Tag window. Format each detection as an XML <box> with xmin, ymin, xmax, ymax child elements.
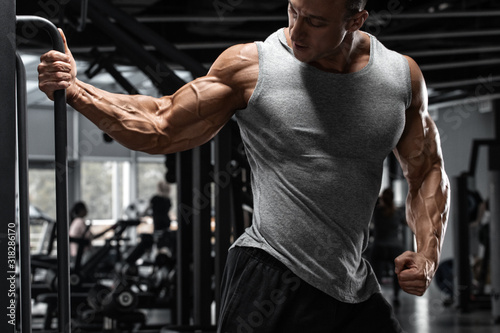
<box><xmin>29</xmin><ymin>168</ymin><xmax>56</xmax><ymax>219</ymax></box>
<box><xmin>80</xmin><ymin>159</ymin><xmax>172</xmax><ymax>222</ymax></box>
<box><xmin>81</xmin><ymin>160</ymin><xmax>129</xmax><ymax>221</ymax></box>
<box><xmin>137</xmin><ymin>162</ymin><xmax>166</xmax><ymax>201</ymax></box>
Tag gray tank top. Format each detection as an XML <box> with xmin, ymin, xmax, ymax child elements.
<box><xmin>232</xmin><ymin>28</ymin><xmax>412</xmax><ymax>303</ymax></box>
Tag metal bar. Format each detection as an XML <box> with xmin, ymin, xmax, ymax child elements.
<box><xmin>379</xmin><ymin>29</ymin><xmax>500</xmax><ymax>41</ymax></box>
<box><xmin>136</xmin><ymin>15</ymin><xmax>287</xmax><ymax>23</ymax></box>
<box><xmin>78</xmin><ymin>0</ymin><xmax>88</xmax><ymax>31</ymax></box>
<box><xmin>428</xmin><ymin>78</ymin><xmax>500</xmax><ymax>90</ymax></box>
<box><xmin>85</xmin><ymin>51</ymin><xmax>140</xmax><ymax>95</ymax></box>
<box><xmin>192</xmin><ymin>144</ymin><xmax>214</xmax><ymax>326</ymax></box>
<box><xmin>407</xmin><ymin>45</ymin><xmax>500</xmax><ymax>58</ymax></box>
<box><xmin>452</xmin><ymin>174</ymin><xmax>472</xmax><ymax>312</ymax></box>
<box><xmin>76</xmin><ymin>3</ymin><xmax>185</xmax><ymax>95</ymax></box>
<box><xmin>16</xmin><ymin>52</ymin><xmax>33</xmax><ymax>333</ymax></box>
<box><xmin>214</xmin><ymin>125</ymin><xmax>233</xmax><ymax>322</ymax></box>
<box><xmin>0</xmin><ymin>2</ymin><xmax>17</xmax><ymax>332</ymax></box>
<box><xmin>428</xmin><ymin>93</ymin><xmax>500</xmax><ymax>115</ymax></box>
<box><xmin>176</xmin><ymin>150</ymin><xmax>194</xmax><ymax>325</ymax></box>
<box><xmin>496</xmin><ymin>100</ymin><xmax>500</xmax><ymax>139</ymax></box>
<box><xmin>374</xmin><ymin>10</ymin><xmax>500</xmax><ymax>19</ymax></box>
<box><xmin>27</xmin><ymin>41</ymin><xmax>242</xmax><ymax>54</ymax></box>
<box><xmin>420</xmin><ymin>58</ymin><xmax>500</xmax><ymax>71</ymax></box>
<box><xmin>88</xmin><ymin>0</ymin><xmax>207</xmax><ymax>77</ymax></box>
<box><xmin>490</xmin><ymin>111</ymin><xmax>500</xmax><ymax>320</ymax></box>
<box><xmin>52</xmin><ymin>10</ymin><xmax>500</xmax><ymax>25</ymax></box>
<box><xmin>231</xmin><ymin>180</ymin><xmax>245</xmax><ymax>239</ymax></box>
<box><xmin>104</xmin><ymin>61</ymin><xmax>140</xmax><ymax>94</ymax></box>
<box><xmin>16</xmin><ymin>15</ymin><xmax>71</xmax><ymax>333</ymax></box>
<box><xmin>490</xmin><ymin>168</ymin><xmax>500</xmax><ymax>323</ymax></box>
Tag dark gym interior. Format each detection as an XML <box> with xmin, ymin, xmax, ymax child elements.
<box><xmin>2</xmin><ymin>0</ymin><xmax>500</xmax><ymax>332</ymax></box>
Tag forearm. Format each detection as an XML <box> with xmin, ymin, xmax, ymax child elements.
<box><xmin>406</xmin><ymin>165</ymin><xmax>450</xmax><ymax>269</ymax></box>
<box><xmin>68</xmin><ymin>77</ymin><xmax>235</xmax><ymax>154</ymax></box>
<box><xmin>67</xmin><ymin>79</ymin><xmax>168</xmax><ymax>153</ymax></box>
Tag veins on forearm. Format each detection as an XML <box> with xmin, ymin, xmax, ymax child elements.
<box><xmin>407</xmin><ymin>167</ymin><xmax>449</xmax><ymax>264</ymax></box>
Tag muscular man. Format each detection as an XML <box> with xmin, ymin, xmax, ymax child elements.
<box><xmin>39</xmin><ymin>0</ymin><xmax>450</xmax><ymax>331</ymax></box>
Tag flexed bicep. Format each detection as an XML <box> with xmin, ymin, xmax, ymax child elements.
<box><xmin>153</xmin><ymin>76</ymin><xmax>244</xmax><ymax>153</ymax></box>
<box><xmin>150</xmin><ymin>43</ymin><xmax>258</xmax><ymax>153</ymax></box>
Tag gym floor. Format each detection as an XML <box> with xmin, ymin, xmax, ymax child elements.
<box><xmin>383</xmin><ymin>283</ymin><xmax>500</xmax><ymax>333</ymax></box>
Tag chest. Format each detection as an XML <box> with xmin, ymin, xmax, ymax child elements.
<box><xmin>261</xmin><ymin>78</ymin><xmax>406</xmax><ymax>160</ymax></box>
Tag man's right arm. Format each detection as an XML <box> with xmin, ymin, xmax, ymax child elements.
<box><xmin>38</xmin><ymin>30</ymin><xmax>258</xmax><ymax>154</ymax></box>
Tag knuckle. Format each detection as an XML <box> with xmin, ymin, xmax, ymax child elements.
<box><xmin>37</xmin><ymin>63</ymin><xmax>45</xmax><ymax>73</ymax></box>
<box><xmin>54</xmin><ymin>62</ymin><xmax>69</xmax><ymax>72</ymax></box>
<box><xmin>43</xmin><ymin>52</ymin><xmax>56</xmax><ymax>61</ymax></box>
<box><xmin>54</xmin><ymin>72</ymin><xmax>65</xmax><ymax>80</ymax></box>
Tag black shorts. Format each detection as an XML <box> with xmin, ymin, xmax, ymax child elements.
<box><xmin>218</xmin><ymin>246</ymin><xmax>404</xmax><ymax>333</ymax></box>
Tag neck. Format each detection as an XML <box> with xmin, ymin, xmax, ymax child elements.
<box><xmin>312</xmin><ymin>31</ymin><xmax>363</xmax><ymax>73</ymax></box>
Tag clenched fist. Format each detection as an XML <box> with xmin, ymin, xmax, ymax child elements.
<box><xmin>38</xmin><ymin>29</ymin><xmax>78</xmax><ymax>101</ymax></box>
<box><xmin>394</xmin><ymin>251</ymin><xmax>436</xmax><ymax>296</ymax></box>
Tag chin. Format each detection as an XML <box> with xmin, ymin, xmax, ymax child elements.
<box><xmin>292</xmin><ymin>50</ymin><xmax>312</xmax><ymax>63</ymax></box>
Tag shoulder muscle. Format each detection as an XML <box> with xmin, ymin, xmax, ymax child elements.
<box><xmin>403</xmin><ymin>55</ymin><xmax>427</xmax><ymax>113</ymax></box>
<box><xmin>207</xmin><ymin>43</ymin><xmax>259</xmax><ymax>105</ymax></box>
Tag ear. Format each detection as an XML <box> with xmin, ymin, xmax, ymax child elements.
<box><xmin>347</xmin><ymin>10</ymin><xmax>369</xmax><ymax>32</ymax></box>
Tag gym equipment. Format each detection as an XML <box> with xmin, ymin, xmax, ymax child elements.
<box><xmin>10</xmin><ymin>4</ymin><xmax>251</xmax><ymax>331</ymax></box>
<box><xmin>489</xmin><ymin>144</ymin><xmax>500</xmax><ymax>323</ymax></box>
<box><xmin>16</xmin><ymin>43</ymin><xmax>31</xmax><ymax>333</ymax></box>
<box><xmin>13</xmin><ymin>15</ymin><xmax>70</xmax><ymax>332</ymax></box>
<box><xmin>452</xmin><ymin>173</ymin><xmax>475</xmax><ymax>312</ymax></box>
<box><xmin>453</xmin><ymin>132</ymin><xmax>500</xmax><ymax>323</ymax></box>
<box><xmin>0</xmin><ymin>3</ymin><xmax>16</xmax><ymax>331</ymax></box>
<box><xmin>70</xmin><ymin>234</ymin><xmax>177</xmax><ymax>332</ymax></box>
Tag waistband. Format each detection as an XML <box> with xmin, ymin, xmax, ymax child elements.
<box><xmin>231</xmin><ymin>246</ymin><xmax>289</xmax><ymax>272</ymax></box>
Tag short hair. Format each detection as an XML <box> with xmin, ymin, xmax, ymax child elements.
<box><xmin>157</xmin><ymin>180</ymin><xmax>171</xmax><ymax>197</ymax></box>
<box><xmin>70</xmin><ymin>201</ymin><xmax>88</xmax><ymax>220</ymax></box>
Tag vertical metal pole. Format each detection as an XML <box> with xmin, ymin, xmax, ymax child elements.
<box><xmin>16</xmin><ymin>52</ymin><xmax>33</xmax><ymax>333</ymax></box>
<box><xmin>16</xmin><ymin>16</ymin><xmax>71</xmax><ymax>333</ymax></box>
<box><xmin>192</xmin><ymin>144</ymin><xmax>213</xmax><ymax>326</ymax></box>
<box><xmin>176</xmin><ymin>150</ymin><xmax>193</xmax><ymax>325</ymax></box>
<box><xmin>489</xmin><ymin>144</ymin><xmax>500</xmax><ymax>323</ymax></box>
<box><xmin>452</xmin><ymin>173</ymin><xmax>471</xmax><ymax>312</ymax></box>
<box><xmin>214</xmin><ymin>125</ymin><xmax>233</xmax><ymax>322</ymax></box>
<box><xmin>0</xmin><ymin>1</ymin><xmax>17</xmax><ymax>332</ymax></box>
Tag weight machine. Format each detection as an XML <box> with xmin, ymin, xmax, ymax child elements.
<box><xmin>452</xmin><ymin>104</ymin><xmax>500</xmax><ymax>324</ymax></box>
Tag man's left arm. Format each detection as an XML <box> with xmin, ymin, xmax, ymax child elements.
<box><xmin>393</xmin><ymin>56</ymin><xmax>450</xmax><ymax>296</ymax></box>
